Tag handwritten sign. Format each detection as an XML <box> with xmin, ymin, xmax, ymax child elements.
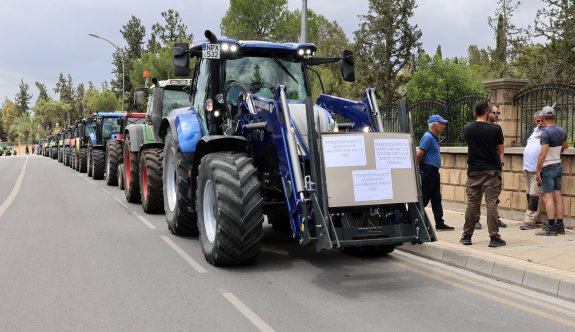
<box><xmin>322</xmin><ymin>135</ymin><xmax>367</xmax><ymax>168</ymax></box>
<box><xmin>374</xmin><ymin>138</ymin><xmax>412</xmax><ymax>169</ymax></box>
<box><xmin>352</xmin><ymin>169</ymin><xmax>393</xmax><ymax>202</ymax></box>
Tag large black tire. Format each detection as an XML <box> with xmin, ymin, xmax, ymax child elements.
<box><xmin>92</xmin><ymin>149</ymin><xmax>105</xmax><ymax>180</ymax></box>
<box><xmin>64</xmin><ymin>147</ymin><xmax>71</xmax><ymax>166</ymax></box>
<box><xmin>196</xmin><ymin>152</ymin><xmax>264</xmax><ymax>266</ymax></box>
<box><xmin>163</xmin><ymin>129</ymin><xmax>196</xmax><ymax>235</ymax></box>
<box><xmin>87</xmin><ymin>148</ymin><xmax>93</xmax><ymax>177</ymax></box>
<box><xmin>106</xmin><ymin>141</ymin><xmax>122</xmax><ymax>186</ymax></box>
<box><xmin>79</xmin><ymin>148</ymin><xmax>87</xmax><ymax>173</ymax></box>
<box><xmin>73</xmin><ymin>151</ymin><xmax>79</xmax><ymax>171</ymax></box>
<box><xmin>118</xmin><ymin>164</ymin><xmax>125</xmax><ymax>190</ymax></box>
<box><xmin>123</xmin><ymin>133</ymin><xmax>140</xmax><ymax>203</ymax></box>
<box><xmin>51</xmin><ymin>147</ymin><xmax>57</xmax><ymax>160</ymax></box>
<box><xmin>139</xmin><ymin>149</ymin><xmax>165</xmax><ymax>214</ymax></box>
<box><xmin>58</xmin><ymin>147</ymin><xmax>63</xmax><ymax>163</ymax></box>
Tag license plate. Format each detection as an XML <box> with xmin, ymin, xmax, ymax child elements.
<box><xmin>202</xmin><ymin>43</ymin><xmax>220</xmax><ymax>59</ymax></box>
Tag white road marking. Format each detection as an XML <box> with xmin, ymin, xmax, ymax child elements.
<box><xmin>160</xmin><ymin>236</ymin><xmax>207</xmax><ymax>274</ymax></box>
<box><xmin>0</xmin><ymin>158</ymin><xmax>29</xmax><ymax>220</ymax></box>
<box><xmin>222</xmin><ymin>292</ymin><xmax>275</xmax><ymax>332</ymax></box>
<box><xmin>101</xmin><ymin>188</ymin><xmax>112</xmax><ymax>195</ymax></box>
<box><xmin>113</xmin><ymin>196</ymin><xmax>128</xmax><ymax>208</ymax></box>
<box><xmin>131</xmin><ymin>211</ymin><xmax>156</xmax><ymax>229</ymax></box>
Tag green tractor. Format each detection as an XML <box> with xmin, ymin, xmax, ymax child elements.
<box><xmin>72</xmin><ymin>117</ymin><xmax>95</xmax><ymax>173</ymax></box>
<box><xmin>122</xmin><ymin>79</ymin><xmax>191</xmax><ymax>214</ymax></box>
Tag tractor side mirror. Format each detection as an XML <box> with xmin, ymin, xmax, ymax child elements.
<box><xmin>134</xmin><ymin>88</ymin><xmax>147</xmax><ymax>106</ymax></box>
<box><xmin>341</xmin><ymin>50</ymin><xmax>355</xmax><ymax>82</ymax></box>
<box><xmin>173</xmin><ymin>42</ymin><xmax>190</xmax><ymax>76</ymax></box>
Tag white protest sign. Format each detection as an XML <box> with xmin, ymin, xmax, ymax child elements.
<box><xmin>322</xmin><ymin>135</ymin><xmax>367</xmax><ymax>168</ymax></box>
<box><xmin>374</xmin><ymin>138</ymin><xmax>412</xmax><ymax>169</ymax></box>
<box><xmin>352</xmin><ymin>169</ymin><xmax>393</xmax><ymax>202</ymax></box>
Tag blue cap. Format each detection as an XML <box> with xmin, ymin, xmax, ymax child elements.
<box><xmin>428</xmin><ymin>114</ymin><xmax>448</xmax><ymax>123</ymax></box>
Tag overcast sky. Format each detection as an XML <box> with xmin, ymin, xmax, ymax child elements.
<box><xmin>0</xmin><ymin>0</ymin><xmax>544</xmax><ymax>106</ymax></box>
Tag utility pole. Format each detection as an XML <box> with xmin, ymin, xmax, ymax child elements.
<box><xmin>301</xmin><ymin>0</ymin><xmax>308</xmax><ymax>43</ymax></box>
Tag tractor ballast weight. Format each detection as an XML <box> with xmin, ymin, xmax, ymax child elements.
<box><xmin>165</xmin><ymin>30</ymin><xmax>436</xmax><ymax>265</ymax></box>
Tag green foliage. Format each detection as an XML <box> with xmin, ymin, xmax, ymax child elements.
<box><xmin>14</xmin><ymin>79</ymin><xmax>32</xmax><ymax>115</ymax></box>
<box><xmin>221</xmin><ymin>0</ymin><xmax>289</xmax><ymax>40</ymax></box>
<box><xmin>406</xmin><ymin>51</ymin><xmax>485</xmax><ymax>101</ymax></box>
<box><xmin>150</xmin><ymin>9</ymin><xmax>192</xmax><ymax>48</ymax></box>
<box><xmin>353</xmin><ymin>0</ymin><xmax>422</xmax><ymax>103</ymax></box>
<box><xmin>35</xmin><ymin>82</ymin><xmax>51</xmax><ymax>104</ymax></box>
<box><xmin>1</xmin><ymin>99</ymin><xmax>18</xmax><ymax>141</ymax></box>
<box><xmin>87</xmin><ymin>90</ymin><xmax>120</xmax><ymax>115</ymax></box>
<box><xmin>9</xmin><ymin>112</ymin><xmax>43</xmax><ymax>144</ymax></box>
<box><xmin>32</xmin><ymin>100</ymin><xmax>72</xmax><ymax>131</ymax></box>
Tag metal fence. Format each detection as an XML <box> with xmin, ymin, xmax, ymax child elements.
<box><xmin>514</xmin><ymin>84</ymin><xmax>575</xmax><ymax>145</ymax></box>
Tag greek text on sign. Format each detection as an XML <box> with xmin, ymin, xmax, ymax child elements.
<box><xmin>374</xmin><ymin>138</ymin><xmax>412</xmax><ymax>169</ymax></box>
<box><xmin>352</xmin><ymin>169</ymin><xmax>393</xmax><ymax>202</ymax></box>
<box><xmin>202</xmin><ymin>43</ymin><xmax>220</xmax><ymax>59</ymax></box>
<box><xmin>322</xmin><ymin>135</ymin><xmax>367</xmax><ymax>168</ymax></box>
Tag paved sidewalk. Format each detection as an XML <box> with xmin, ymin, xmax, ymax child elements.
<box><xmin>399</xmin><ymin>208</ymin><xmax>575</xmax><ymax>301</ymax></box>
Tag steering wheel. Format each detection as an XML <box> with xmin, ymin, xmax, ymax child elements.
<box><xmin>223</xmin><ymin>80</ymin><xmax>251</xmax><ymax>117</ymax></box>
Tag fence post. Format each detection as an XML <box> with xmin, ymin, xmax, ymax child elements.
<box><xmin>483</xmin><ymin>78</ymin><xmax>529</xmax><ymax>147</ymax></box>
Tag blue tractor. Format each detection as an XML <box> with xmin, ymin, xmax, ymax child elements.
<box><xmin>87</xmin><ymin>112</ymin><xmax>123</xmax><ymax>180</ymax></box>
<box><xmin>160</xmin><ymin>31</ymin><xmax>436</xmax><ymax>265</ymax></box>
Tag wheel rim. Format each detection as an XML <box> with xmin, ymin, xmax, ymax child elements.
<box><xmin>203</xmin><ymin>179</ymin><xmax>216</xmax><ymax>244</ymax></box>
<box><xmin>166</xmin><ymin>147</ymin><xmax>177</xmax><ymax>212</ymax></box>
<box><xmin>142</xmin><ymin>160</ymin><xmax>148</xmax><ymax>200</ymax></box>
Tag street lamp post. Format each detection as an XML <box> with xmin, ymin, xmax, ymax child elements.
<box><xmin>88</xmin><ymin>33</ymin><xmax>125</xmax><ymax>113</ymax></box>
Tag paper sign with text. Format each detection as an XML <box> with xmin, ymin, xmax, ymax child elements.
<box><xmin>322</xmin><ymin>135</ymin><xmax>367</xmax><ymax>168</ymax></box>
<box><xmin>352</xmin><ymin>169</ymin><xmax>393</xmax><ymax>202</ymax></box>
<box><xmin>374</xmin><ymin>138</ymin><xmax>412</xmax><ymax>169</ymax></box>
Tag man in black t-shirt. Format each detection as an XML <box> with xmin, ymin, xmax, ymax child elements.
<box><xmin>460</xmin><ymin>101</ymin><xmax>506</xmax><ymax>247</ymax></box>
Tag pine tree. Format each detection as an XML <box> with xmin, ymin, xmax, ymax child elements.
<box><xmin>150</xmin><ymin>9</ymin><xmax>192</xmax><ymax>46</ymax></box>
<box><xmin>35</xmin><ymin>82</ymin><xmax>51</xmax><ymax>104</ymax></box>
<box><xmin>220</xmin><ymin>0</ymin><xmax>289</xmax><ymax>40</ymax></box>
<box><xmin>353</xmin><ymin>0</ymin><xmax>422</xmax><ymax>103</ymax></box>
<box><xmin>14</xmin><ymin>79</ymin><xmax>33</xmax><ymax>115</ymax></box>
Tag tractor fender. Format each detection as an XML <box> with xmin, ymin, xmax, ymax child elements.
<box><xmin>159</xmin><ymin>107</ymin><xmax>203</xmax><ymax>154</ymax></box>
<box><xmin>124</xmin><ymin>123</ymin><xmax>144</xmax><ymax>153</ymax></box>
<box><xmin>190</xmin><ymin>136</ymin><xmax>249</xmax><ymax>200</ymax></box>
<box><xmin>139</xmin><ymin>142</ymin><xmax>164</xmax><ymax>155</ymax></box>
<box><xmin>92</xmin><ymin>144</ymin><xmax>105</xmax><ymax>151</ymax></box>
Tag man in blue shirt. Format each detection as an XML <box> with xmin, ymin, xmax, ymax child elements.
<box><xmin>417</xmin><ymin>114</ymin><xmax>454</xmax><ymax>230</ymax></box>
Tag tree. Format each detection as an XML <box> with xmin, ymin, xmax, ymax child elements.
<box><xmin>1</xmin><ymin>99</ymin><xmax>18</xmax><ymax>141</ymax></box>
<box><xmin>150</xmin><ymin>9</ymin><xmax>192</xmax><ymax>47</ymax></box>
<box><xmin>9</xmin><ymin>113</ymin><xmax>38</xmax><ymax>144</ymax></box>
<box><xmin>353</xmin><ymin>0</ymin><xmax>422</xmax><ymax>103</ymax></box>
<box><xmin>534</xmin><ymin>0</ymin><xmax>575</xmax><ymax>83</ymax></box>
<box><xmin>14</xmin><ymin>79</ymin><xmax>33</xmax><ymax>115</ymax></box>
<box><xmin>488</xmin><ymin>0</ymin><xmax>529</xmax><ymax>76</ymax></box>
<box><xmin>406</xmin><ymin>51</ymin><xmax>485</xmax><ymax>101</ymax></box>
<box><xmin>54</xmin><ymin>73</ymin><xmax>74</xmax><ymax>103</ymax></box>
<box><xmin>32</xmin><ymin>100</ymin><xmax>72</xmax><ymax>130</ymax></box>
<box><xmin>220</xmin><ymin>0</ymin><xmax>289</xmax><ymax>40</ymax></box>
<box><xmin>35</xmin><ymin>82</ymin><xmax>51</xmax><ymax>104</ymax></box>
<box><xmin>74</xmin><ymin>83</ymin><xmax>86</xmax><ymax>118</ymax></box>
<box><xmin>87</xmin><ymin>90</ymin><xmax>120</xmax><ymax>115</ymax></box>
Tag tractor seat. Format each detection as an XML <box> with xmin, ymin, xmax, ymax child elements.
<box><xmin>288</xmin><ymin>103</ymin><xmax>334</xmax><ymax>151</ymax></box>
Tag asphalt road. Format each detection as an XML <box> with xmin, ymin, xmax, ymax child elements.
<box><xmin>1</xmin><ymin>154</ymin><xmax>574</xmax><ymax>331</ymax></box>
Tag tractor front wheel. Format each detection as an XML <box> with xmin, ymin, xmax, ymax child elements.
<box><xmin>106</xmin><ymin>141</ymin><xmax>121</xmax><ymax>186</ymax></box>
<box><xmin>79</xmin><ymin>148</ymin><xmax>87</xmax><ymax>173</ymax></box>
<box><xmin>197</xmin><ymin>152</ymin><xmax>263</xmax><ymax>266</ymax></box>
<box><xmin>92</xmin><ymin>149</ymin><xmax>105</xmax><ymax>180</ymax></box>
<box><xmin>123</xmin><ymin>133</ymin><xmax>140</xmax><ymax>203</ymax></box>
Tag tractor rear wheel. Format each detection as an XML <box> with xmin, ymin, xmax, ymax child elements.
<box><xmin>64</xmin><ymin>147</ymin><xmax>71</xmax><ymax>166</ymax></box>
<box><xmin>87</xmin><ymin>148</ymin><xmax>93</xmax><ymax>177</ymax></box>
<box><xmin>106</xmin><ymin>141</ymin><xmax>121</xmax><ymax>186</ymax></box>
<box><xmin>79</xmin><ymin>148</ymin><xmax>87</xmax><ymax>173</ymax></box>
<box><xmin>92</xmin><ymin>149</ymin><xmax>105</xmax><ymax>180</ymax></box>
<box><xmin>123</xmin><ymin>133</ymin><xmax>140</xmax><ymax>203</ymax></box>
<box><xmin>197</xmin><ymin>152</ymin><xmax>264</xmax><ymax>266</ymax></box>
<box><xmin>58</xmin><ymin>147</ymin><xmax>63</xmax><ymax>163</ymax></box>
<box><xmin>140</xmin><ymin>149</ymin><xmax>164</xmax><ymax>214</ymax></box>
<box><xmin>163</xmin><ymin>129</ymin><xmax>196</xmax><ymax>235</ymax></box>
<box><xmin>51</xmin><ymin>147</ymin><xmax>57</xmax><ymax>160</ymax></box>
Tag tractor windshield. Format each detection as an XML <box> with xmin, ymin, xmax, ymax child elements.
<box><xmin>162</xmin><ymin>90</ymin><xmax>190</xmax><ymax>117</ymax></box>
<box><xmin>85</xmin><ymin>119</ymin><xmax>95</xmax><ymax>136</ymax></box>
<box><xmin>102</xmin><ymin>117</ymin><xmax>121</xmax><ymax>138</ymax></box>
<box><xmin>225</xmin><ymin>57</ymin><xmax>306</xmax><ymax>100</ymax></box>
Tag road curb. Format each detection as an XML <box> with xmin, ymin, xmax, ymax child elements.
<box><xmin>398</xmin><ymin>242</ymin><xmax>575</xmax><ymax>302</ymax></box>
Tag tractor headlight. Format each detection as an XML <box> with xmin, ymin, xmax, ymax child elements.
<box><xmin>362</xmin><ymin>126</ymin><xmax>370</xmax><ymax>133</ymax></box>
<box><xmin>221</xmin><ymin>43</ymin><xmax>230</xmax><ymax>51</ymax></box>
<box><xmin>230</xmin><ymin>44</ymin><xmax>238</xmax><ymax>52</ymax></box>
<box><xmin>298</xmin><ymin>49</ymin><xmax>305</xmax><ymax>56</ymax></box>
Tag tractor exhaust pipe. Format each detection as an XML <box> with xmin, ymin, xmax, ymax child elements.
<box><xmin>204</xmin><ymin>30</ymin><xmax>218</xmax><ymax>44</ymax></box>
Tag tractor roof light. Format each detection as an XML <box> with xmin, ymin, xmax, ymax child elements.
<box><xmin>298</xmin><ymin>49</ymin><xmax>305</xmax><ymax>56</ymax></box>
<box><xmin>230</xmin><ymin>44</ymin><xmax>238</xmax><ymax>52</ymax></box>
<box><xmin>221</xmin><ymin>43</ymin><xmax>230</xmax><ymax>51</ymax></box>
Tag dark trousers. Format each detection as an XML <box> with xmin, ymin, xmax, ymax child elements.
<box><xmin>421</xmin><ymin>164</ymin><xmax>444</xmax><ymax>226</ymax></box>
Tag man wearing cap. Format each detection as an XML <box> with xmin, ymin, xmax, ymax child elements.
<box><xmin>536</xmin><ymin>106</ymin><xmax>568</xmax><ymax>236</ymax></box>
<box><xmin>519</xmin><ymin>111</ymin><xmax>546</xmax><ymax>230</ymax></box>
<box><xmin>460</xmin><ymin>101</ymin><xmax>506</xmax><ymax>247</ymax></box>
<box><xmin>417</xmin><ymin>114</ymin><xmax>454</xmax><ymax>231</ymax></box>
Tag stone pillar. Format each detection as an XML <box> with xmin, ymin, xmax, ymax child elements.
<box><xmin>483</xmin><ymin>78</ymin><xmax>529</xmax><ymax>147</ymax></box>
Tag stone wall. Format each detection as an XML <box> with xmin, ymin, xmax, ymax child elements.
<box><xmin>439</xmin><ymin>147</ymin><xmax>575</xmax><ymax>221</ymax></box>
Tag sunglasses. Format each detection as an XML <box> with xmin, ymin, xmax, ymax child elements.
<box><xmin>492</xmin><ymin>112</ymin><xmax>501</xmax><ymax>116</ymax></box>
